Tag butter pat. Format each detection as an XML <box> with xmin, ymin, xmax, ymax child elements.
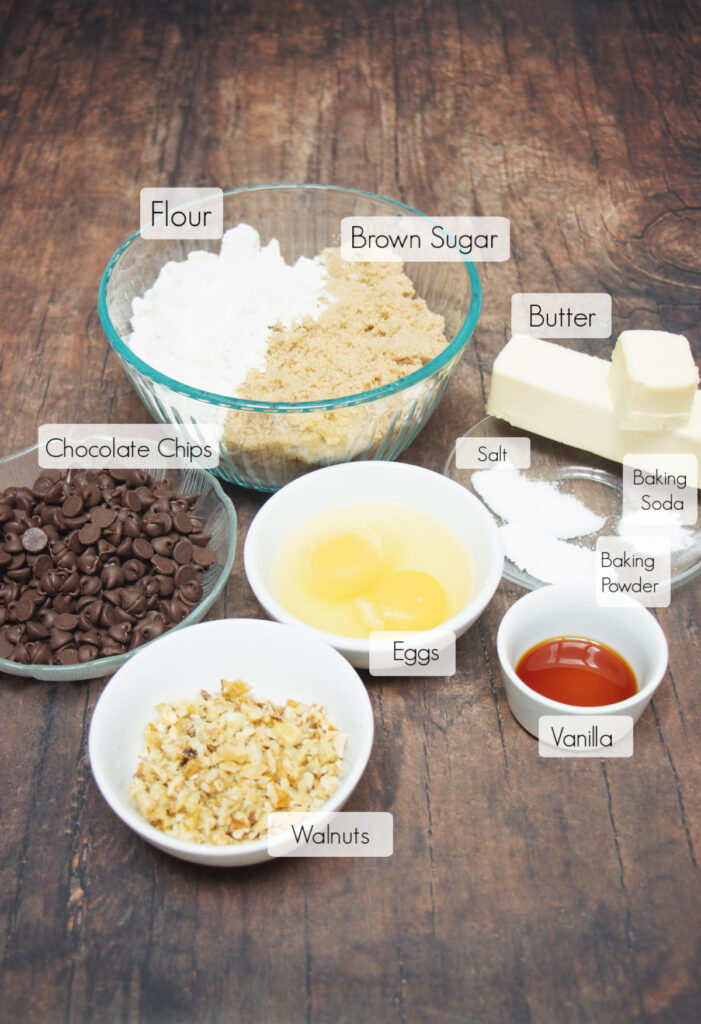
<box><xmin>609</xmin><ymin>330</ymin><xmax>698</xmax><ymax>430</ymax></box>
<box><xmin>486</xmin><ymin>334</ymin><xmax>701</xmax><ymax>466</ymax></box>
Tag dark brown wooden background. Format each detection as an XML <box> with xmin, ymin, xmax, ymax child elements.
<box><xmin>0</xmin><ymin>1</ymin><xmax>699</xmax><ymax>1022</ymax></box>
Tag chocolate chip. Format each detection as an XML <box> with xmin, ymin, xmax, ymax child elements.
<box><xmin>154</xmin><ymin>574</ymin><xmax>174</xmax><ymax>597</ymax></box>
<box><xmin>14</xmin><ymin>595</ymin><xmax>36</xmax><ymax>622</ymax></box>
<box><xmin>174</xmin><ymin>564</ymin><xmax>199</xmax><ymax>587</ymax></box>
<box><xmin>78</xmin><ymin>645</ymin><xmax>99</xmax><ymax>663</ymax></box>
<box><xmin>97</xmin><ymin>538</ymin><xmax>115</xmax><ymax>558</ymax></box>
<box><xmin>108</xmin><ymin>622</ymin><xmax>132</xmax><ymax>645</ymax></box>
<box><xmin>123</xmin><ymin>559</ymin><xmax>146</xmax><ymax>582</ymax></box>
<box><xmin>62</xmin><ymin>495</ymin><xmax>84</xmax><ymax>518</ymax></box>
<box><xmin>179</xmin><ymin>580</ymin><xmax>202</xmax><ymax>606</ymax></box>
<box><xmin>54</xmin><ymin>613</ymin><xmax>79</xmax><ymax>631</ymax></box>
<box><xmin>12</xmin><ymin>643</ymin><xmax>30</xmax><ymax>664</ymax></box>
<box><xmin>7</xmin><ymin>567</ymin><xmax>32</xmax><ymax>584</ymax></box>
<box><xmin>26</xmin><ymin>619</ymin><xmax>49</xmax><ymax>640</ymax></box>
<box><xmin>4</xmin><ymin>532</ymin><xmax>24</xmax><ymax>554</ymax></box>
<box><xmin>193</xmin><ymin>546</ymin><xmax>217</xmax><ymax>567</ymax></box>
<box><xmin>77</xmin><ymin>550</ymin><xmax>100</xmax><ymax>575</ymax></box>
<box><xmin>173</xmin><ymin>539</ymin><xmax>193</xmax><ymax>565</ymax></box>
<box><xmin>151</xmin><ymin>535</ymin><xmax>175</xmax><ymax>557</ymax></box>
<box><xmin>5</xmin><ymin>623</ymin><xmax>23</xmax><ymax>644</ymax></box>
<box><xmin>56</xmin><ymin>646</ymin><xmax>79</xmax><ymax>665</ymax></box>
<box><xmin>78</xmin><ymin>523</ymin><xmax>101</xmax><ymax>546</ymax></box>
<box><xmin>30</xmin><ymin>641</ymin><xmax>52</xmax><ymax>664</ymax></box>
<box><xmin>45</xmin><ymin>482</ymin><xmax>65</xmax><ymax>506</ymax></box>
<box><xmin>21</xmin><ymin>526</ymin><xmax>48</xmax><ymax>553</ymax></box>
<box><xmin>80</xmin><ymin>575</ymin><xmax>102</xmax><ymax>596</ymax></box>
<box><xmin>152</xmin><ymin>554</ymin><xmax>175</xmax><ymax>575</ymax></box>
<box><xmin>173</xmin><ymin>511</ymin><xmax>193</xmax><ymax>534</ymax></box>
<box><xmin>162</xmin><ymin>597</ymin><xmax>188</xmax><ymax>624</ymax></box>
<box><xmin>81</xmin><ymin>483</ymin><xmax>101</xmax><ymax>507</ymax></box>
<box><xmin>100</xmin><ymin>641</ymin><xmax>125</xmax><ymax>657</ymax></box>
<box><xmin>89</xmin><ymin>506</ymin><xmax>116</xmax><ymax>529</ymax></box>
<box><xmin>101</xmin><ymin>563</ymin><xmax>124</xmax><ymax>589</ymax></box>
<box><xmin>132</xmin><ymin>537</ymin><xmax>153</xmax><ymax>560</ymax></box>
<box><xmin>50</xmin><ymin>627</ymin><xmax>74</xmax><ymax>651</ymax></box>
<box><xmin>54</xmin><ymin>549</ymin><xmax>78</xmax><ymax>572</ymax></box>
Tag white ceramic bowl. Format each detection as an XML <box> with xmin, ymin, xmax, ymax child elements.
<box><xmin>89</xmin><ymin>618</ymin><xmax>374</xmax><ymax>866</ymax></box>
<box><xmin>244</xmin><ymin>461</ymin><xmax>504</xmax><ymax>668</ymax></box>
<box><xmin>496</xmin><ymin>583</ymin><xmax>669</xmax><ymax>738</ymax></box>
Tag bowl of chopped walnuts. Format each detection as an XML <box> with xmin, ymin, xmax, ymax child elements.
<box><xmin>88</xmin><ymin>617</ymin><xmax>374</xmax><ymax>866</ymax></box>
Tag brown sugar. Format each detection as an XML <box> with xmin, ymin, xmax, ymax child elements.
<box><xmin>221</xmin><ymin>249</ymin><xmax>448</xmax><ymax>481</ymax></box>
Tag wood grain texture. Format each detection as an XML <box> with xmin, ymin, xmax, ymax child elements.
<box><xmin>0</xmin><ymin>1</ymin><xmax>699</xmax><ymax>1021</ymax></box>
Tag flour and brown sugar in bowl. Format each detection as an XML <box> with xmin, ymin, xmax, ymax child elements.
<box><xmin>222</xmin><ymin>246</ymin><xmax>448</xmax><ymax>473</ymax></box>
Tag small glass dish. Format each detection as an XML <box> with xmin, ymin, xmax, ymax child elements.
<box><xmin>445</xmin><ymin>416</ymin><xmax>701</xmax><ymax>591</ymax></box>
<box><xmin>98</xmin><ymin>184</ymin><xmax>481</xmax><ymax>492</ymax></box>
<box><xmin>0</xmin><ymin>443</ymin><xmax>237</xmax><ymax>681</ymax></box>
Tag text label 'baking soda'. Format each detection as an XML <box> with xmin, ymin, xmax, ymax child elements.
<box><xmin>511</xmin><ymin>293</ymin><xmax>612</xmax><ymax>338</ymax></box>
<box><xmin>268</xmin><ymin>811</ymin><xmax>394</xmax><ymax>857</ymax></box>
<box><xmin>140</xmin><ymin>188</ymin><xmax>223</xmax><ymax>240</ymax></box>
<box><xmin>455</xmin><ymin>436</ymin><xmax>530</xmax><ymax>470</ymax></box>
<box><xmin>341</xmin><ymin>217</ymin><xmax>510</xmax><ymax>262</ymax></box>
<box><xmin>369</xmin><ymin>630</ymin><xmax>456</xmax><ymax>676</ymax></box>
<box><xmin>595</xmin><ymin>536</ymin><xmax>671</xmax><ymax>608</ymax></box>
<box><xmin>623</xmin><ymin>453</ymin><xmax>698</xmax><ymax>527</ymax></box>
<box><xmin>539</xmin><ymin>715</ymin><xmax>634</xmax><ymax>758</ymax></box>
<box><xmin>38</xmin><ymin>424</ymin><xmax>220</xmax><ymax>470</ymax></box>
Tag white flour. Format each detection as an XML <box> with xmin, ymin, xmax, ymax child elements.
<box><xmin>129</xmin><ymin>224</ymin><xmax>329</xmax><ymax>396</ymax></box>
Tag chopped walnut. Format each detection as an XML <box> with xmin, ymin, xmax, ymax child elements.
<box><xmin>130</xmin><ymin>679</ymin><xmax>346</xmax><ymax>845</ymax></box>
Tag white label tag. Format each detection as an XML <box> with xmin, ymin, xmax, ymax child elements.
<box><xmin>595</xmin><ymin>536</ymin><xmax>671</xmax><ymax>607</ymax></box>
<box><xmin>368</xmin><ymin>630</ymin><xmax>456</xmax><ymax>676</ymax></box>
<box><xmin>455</xmin><ymin>436</ymin><xmax>530</xmax><ymax>470</ymax></box>
<box><xmin>539</xmin><ymin>715</ymin><xmax>634</xmax><ymax>757</ymax></box>
<box><xmin>268</xmin><ymin>812</ymin><xmax>393</xmax><ymax>857</ymax></box>
<box><xmin>511</xmin><ymin>293</ymin><xmax>612</xmax><ymax>338</ymax></box>
<box><xmin>140</xmin><ymin>187</ymin><xmax>223</xmax><ymax>239</ymax></box>
<box><xmin>623</xmin><ymin>453</ymin><xmax>697</xmax><ymax>527</ymax></box>
<box><xmin>38</xmin><ymin>424</ymin><xmax>220</xmax><ymax>469</ymax></box>
<box><xmin>341</xmin><ymin>216</ymin><xmax>510</xmax><ymax>261</ymax></box>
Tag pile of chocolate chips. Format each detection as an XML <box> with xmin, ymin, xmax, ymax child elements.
<box><xmin>0</xmin><ymin>468</ymin><xmax>218</xmax><ymax>666</ymax></box>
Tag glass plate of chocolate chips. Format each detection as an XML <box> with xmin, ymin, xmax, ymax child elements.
<box><xmin>0</xmin><ymin>444</ymin><xmax>237</xmax><ymax>681</ymax></box>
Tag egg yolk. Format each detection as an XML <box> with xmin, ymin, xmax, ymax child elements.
<box><xmin>357</xmin><ymin>570</ymin><xmax>448</xmax><ymax>631</ymax></box>
<box><xmin>306</xmin><ymin>529</ymin><xmax>384</xmax><ymax>598</ymax></box>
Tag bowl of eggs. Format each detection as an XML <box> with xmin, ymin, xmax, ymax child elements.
<box><xmin>244</xmin><ymin>460</ymin><xmax>504</xmax><ymax>668</ymax></box>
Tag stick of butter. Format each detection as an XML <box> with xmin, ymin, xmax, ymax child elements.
<box><xmin>486</xmin><ymin>334</ymin><xmax>701</xmax><ymax>465</ymax></box>
<box><xmin>609</xmin><ymin>330</ymin><xmax>699</xmax><ymax>430</ymax></box>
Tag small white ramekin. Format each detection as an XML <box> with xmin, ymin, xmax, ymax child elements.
<box><xmin>244</xmin><ymin>460</ymin><xmax>504</xmax><ymax>668</ymax></box>
<box><xmin>496</xmin><ymin>583</ymin><xmax>669</xmax><ymax>738</ymax></box>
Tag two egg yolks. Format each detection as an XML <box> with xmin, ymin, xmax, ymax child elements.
<box><xmin>307</xmin><ymin>529</ymin><xmax>448</xmax><ymax>631</ymax></box>
<box><xmin>274</xmin><ymin>504</ymin><xmax>473</xmax><ymax>639</ymax></box>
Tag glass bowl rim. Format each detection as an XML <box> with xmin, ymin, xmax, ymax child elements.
<box><xmin>0</xmin><ymin>442</ymin><xmax>238</xmax><ymax>681</ymax></box>
<box><xmin>98</xmin><ymin>183</ymin><xmax>482</xmax><ymax>413</ymax></box>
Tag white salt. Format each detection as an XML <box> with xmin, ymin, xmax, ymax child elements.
<box><xmin>472</xmin><ymin>466</ymin><xmax>606</xmax><ymax>539</ymax></box>
<box><xmin>128</xmin><ymin>224</ymin><xmax>329</xmax><ymax>397</ymax></box>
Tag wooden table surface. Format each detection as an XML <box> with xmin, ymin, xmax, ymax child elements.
<box><xmin>1</xmin><ymin>2</ymin><xmax>699</xmax><ymax>1022</ymax></box>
